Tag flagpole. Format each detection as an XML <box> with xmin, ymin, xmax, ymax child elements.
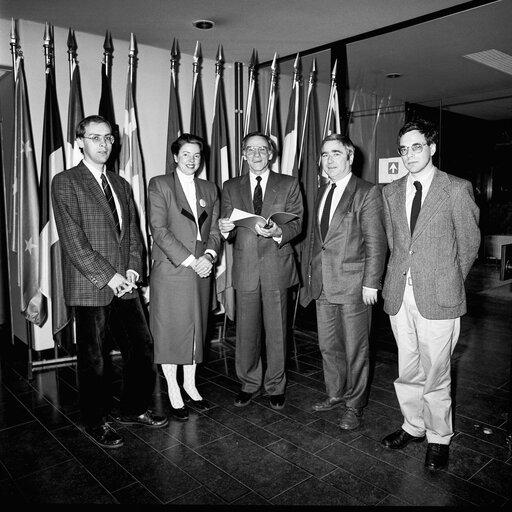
<box><xmin>264</xmin><ymin>53</ymin><xmax>277</xmax><ymax>135</ymax></box>
<box><xmin>128</xmin><ymin>33</ymin><xmax>137</xmax><ymax>93</ymax></box>
<box><xmin>103</xmin><ymin>30</ymin><xmax>113</xmax><ymax>81</ymax></box>
<box><xmin>66</xmin><ymin>28</ymin><xmax>76</xmax><ymax>83</ymax></box>
<box><xmin>234</xmin><ymin>61</ymin><xmax>243</xmax><ymax>175</ymax></box>
<box><xmin>299</xmin><ymin>58</ymin><xmax>316</xmax><ymax>168</ymax></box>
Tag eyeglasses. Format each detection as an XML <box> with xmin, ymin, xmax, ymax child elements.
<box><xmin>82</xmin><ymin>135</ymin><xmax>115</xmax><ymax>145</ymax></box>
<box><xmin>397</xmin><ymin>142</ymin><xmax>428</xmax><ymax>156</ymax></box>
<box><xmin>245</xmin><ymin>146</ymin><xmax>269</xmax><ymax>156</ymax></box>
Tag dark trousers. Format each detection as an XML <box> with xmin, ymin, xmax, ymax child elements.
<box><xmin>74</xmin><ymin>295</ymin><xmax>156</xmax><ymax>429</ymax></box>
<box><xmin>235</xmin><ymin>286</ymin><xmax>288</xmax><ymax>396</ymax></box>
<box><xmin>316</xmin><ymin>291</ymin><xmax>371</xmax><ymax>409</ymax></box>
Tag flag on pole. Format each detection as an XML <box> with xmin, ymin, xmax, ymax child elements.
<box><xmin>210</xmin><ymin>46</ymin><xmax>235</xmax><ymax>320</ymax></box>
<box><xmin>190</xmin><ymin>42</ymin><xmax>208</xmax><ymax>180</ymax></box>
<box><xmin>322</xmin><ymin>60</ymin><xmax>341</xmax><ymax>138</ymax></box>
<box><xmin>280</xmin><ymin>54</ymin><xmax>301</xmax><ymax>177</ymax></box>
<box><xmin>119</xmin><ymin>34</ymin><xmax>150</xmax><ymax>279</ymax></box>
<box><xmin>299</xmin><ymin>59</ymin><xmax>321</xmax><ymax>306</ymax></box>
<box><xmin>66</xmin><ymin>29</ymin><xmax>84</xmax><ymax>168</ymax></box>
<box><xmin>264</xmin><ymin>53</ymin><xmax>280</xmax><ymax>172</ymax></box>
<box><xmin>40</xmin><ymin>23</ymin><xmax>71</xmax><ymax>336</ymax></box>
<box><xmin>165</xmin><ymin>38</ymin><xmax>182</xmax><ymax>174</ymax></box>
<box><xmin>10</xmin><ymin>39</ymin><xmax>46</xmax><ymax>325</ymax></box>
<box><xmin>98</xmin><ymin>30</ymin><xmax>120</xmax><ymax>172</ymax></box>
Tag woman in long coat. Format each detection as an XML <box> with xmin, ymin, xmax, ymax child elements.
<box><xmin>148</xmin><ymin>134</ymin><xmax>220</xmax><ymax>420</ymax></box>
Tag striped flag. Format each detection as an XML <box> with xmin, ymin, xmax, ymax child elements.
<box><xmin>190</xmin><ymin>42</ymin><xmax>208</xmax><ymax>180</ymax></box>
<box><xmin>280</xmin><ymin>54</ymin><xmax>301</xmax><ymax>177</ymax></box>
<box><xmin>210</xmin><ymin>47</ymin><xmax>235</xmax><ymax>320</ymax></box>
<box><xmin>66</xmin><ymin>30</ymin><xmax>84</xmax><ymax>168</ymax></box>
<box><xmin>40</xmin><ymin>26</ymin><xmax>71</xmax><ymax>336</ymax></box>
<box><xmin>165</xmin><ymin>38</ymin><xmax>182</xmax><ymax>174</ymax></box>
<box><xmin>264</xmin><ymin>53</ymin><xmax>280</xmax><ymax>172</ymax></box>
<box><xmin>119</xmin><ymin>35</ymin><xmax>149</xmax><ymax>278</ymax></box>
<box><xmin>11</xmin><ymin>49</ymin><xmax>45</xmax><ymax>325</ymax></box>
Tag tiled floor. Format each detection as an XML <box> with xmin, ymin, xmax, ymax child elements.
<box><xmin>0</xmin><ymin>260</ymin><xmax>511</xmax><ymax>505</ymax></box>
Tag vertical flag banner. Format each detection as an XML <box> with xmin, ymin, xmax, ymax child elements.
<box><xmin>281</xmin><ymin>54</ymin><xmax>301</xmax><ymax>177</ymax></box>
<box><xmin>98</xmin><ymin>30</ymin><xmax>120</xmax><ymax>172</ymax></box>
<box><xmin>10</xmin><ymin>27</ymin><xmax>45</xmax><ymax>325</ymax></box>
<box><xmin>210</xmin><ymin>46</ymin><xmax>235</xmax><ymax>320</ymax></box>
<box><xmin>165</xmin><ymin>38</ymin><xmax>182</xmax><ymax>174</ymax></box>
<box><xmin>66</xmin><ymin>29</ymin><xmax>84</xmax><ymax>168</ymax></box>
<box><xmin>264</xmin><ymin>53</ymin><xmax>281</xmax><ymax>172</ymax></box>
<box><xmin>119</xmin><ymin>34</ymin><xmax>150</xmax><ymax>279</ymax></box>
<box><xmin>190</xmin><ymin>42</ymin><xmax>208</xmax><ymax>180</ymax></box>
<box><xmin>299</xmin><ymin>59</ymin><xmax>321</xmax><ymax>306</ymax></box>
<box><xmin>40</xmin><ymin>23</ymin><xmax>71</xmax><ymax>336</ymax></box>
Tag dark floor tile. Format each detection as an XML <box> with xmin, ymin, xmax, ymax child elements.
<box><xmin>162</xmin><ymin>443</ymin><xmax>250</xmax><ymax>503</ymax></box>
<box><xmin>377</xmin><ymin>494</ymin><xmax>410</xmax><ymax>506</ymax></box>
<box><xmin>27</xmin><ymin>403</ymin><xmax>73</xmax><ymax>431</ymax></box>
<box><xmin>469</xmin><ymin>458</ymin><xmax>512</xmax><ymax>500</ymax></box>
<box><xmin>52</xmin><ymin>424</ymin><xmax>136</xmax><ymax>493</ymax></box>
<box><xmin>126</xmin><ymin>422</ymin><xmax>181</xmax><ymax>452</ymax></box>
<box><xmin>266</xmin><ymin>438</ymin><xmax>337</xmax><ymax>478</ymax></box>
<box><xmin>448</xmin><ymin>440</ymin><xmax>494</xmax><ymax>479</ymax></box>
<box><xmin>107</xmin><ymin>429</ymin><xmax>201</xmax><ymax>503</ymax></box>
<box><xmin>16</xmin><ymin>459</ymin><xmax>116</xmax><ymax>503</ymax></box>
<box><xmin>322</xmin><ymin>467</ymin><xmax>389</xmax><ymax>505</ymax></box>
<box><xmin>271</xmin><ymin>475</ymin><xmax>363</xmax><ymax>506</ymax></box>
<box><xmin>0</xmin><ymin>477</ymin><xmax>26</xmax><ymax>502</ymax></box>
<box><xmin>453</xmin><ymin>431</ymin><xmax>511</xmax><ymax>461</ymax></box>
<box><xmin>0</xmin><ymin>392</ymin><xmax>36</xmax><ymax>430</ymax></box>
<box><xmin>170</xmin><ymin>485</ymin><xmax>228</xmax><ymax>505</ymax></box>
<box><xmin>112</xmin><ymin>482</ymin><xmax>162</xmax><ymax>504</ymax></box>
<box><xmin>307</xmin><ymin>417</ymin><xmax>361</xmax><ymax>443</ymax></box>
<box><xmin>454</xmin><ymin>414</ymin><xmax>510</xmax><ymax>450</ymax></box>
<box><xmin>196</xmin><ymin>432</ymin><xmax>310</xmax><ymax>500</ymax></box>
<box><xmin>0</xmin><ymin>421</ymin><xmax>72</xmax><ymax>478</ymax></box>
<box><xmin>231</xmin><ymin>491</ymin><xmax>271</xmax><ymax>506</ymax></box>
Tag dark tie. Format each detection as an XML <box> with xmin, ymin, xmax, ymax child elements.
<box><xmin>320</xmin><ymin>183</ymin><xmax>336</xmax><ymax>240</ymax></box>
<box><xmin>101</xmin><ymin>173</ymin><xmax>120</xmax><ymax>233</ymax></box>
<box><xmin>410</xmin><ymin>180</ymin><xmax>422</xmax><ymax>235</ymax></box>
<box><xmin>253</xmin><ymin>176</ymin><xmax>263</xmax><ymax>216</ymax></box>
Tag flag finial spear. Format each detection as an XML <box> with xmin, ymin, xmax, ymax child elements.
<box><xmin>192</xmin><ymin>41</ymin><xmax>201</xmax><ymax>73</ymax></box>
<box><xmin>103</xmin><ymin>30</ymin><xmax>114</xmax><ymax>52</ymax></box>
<box><xmin>293</xmin><ymin>52</ymin><xmax>301</xmax><ymax>81</ymax></box>
<box><xmin>215</xmin><ymin>45</ymin><xmax>224</xmax><ymax>76</ymax></box>
<box><xmin>331</xmin><ymin>59</ymin><xmax>338</xmax><ymax>81</ymax></box>
<box><xmin>129</xmin><ymin>32</ymin><xmax>137</xmax><ymax>56</ymax></box>
<box><xmin>309</xmin><ymin>58</ymin><xmax>317</xmax><ymax>84</ymax></box>
<box><xmin>170</xmin><ymin>38</ymin><xmax>180</xmax><ymax>72</ymax></box>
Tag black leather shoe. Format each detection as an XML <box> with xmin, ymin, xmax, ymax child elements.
<box><xmin>169</xmin><ymin>406</ymin><xmax>189</xmax><ymax>421</ymax></box>
<box><xmin>85</xmin><ymin>423</ymin><xmax>124</xmax><ymax>449</ymax></box>
<box><xmin>234</xmin><ymin>390</ymin><xmax>259</xmax><ymax>407</ymax></box>
<box><xmin>188</xmin><ymin>399</ymin><xmax>212</xmax><ymax>411</ymax></box>
<box><xmin>381</xmin><ymin>428</ymin><xmax>426</xmax><ymax>449</ymax></box>
<box><xmin>270</xmin><ymin>394</ymin><xmax>285</xmax><ymax>410</ymax></box>
<box><xmin>312</xmin><ymin>396</ymin><xmax>344</xmax><ymax>412</ymax></box>
<box><xmin>424</xmin><ymin>443</ymin><xmax>449</xmax><ymax>470</ymax></box>
<box><xmin>111</xmin><ymin>410</ymin><xmax>168</xmax><ymax>428</ymax></box>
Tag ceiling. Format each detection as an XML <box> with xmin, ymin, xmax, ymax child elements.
<box><xmin>1</xmin><ymin>0</ymin><xmax>511</xmax><ymax>120</ymax></box>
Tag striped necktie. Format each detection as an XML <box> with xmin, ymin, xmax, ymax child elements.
<box><xmin>101</xmin><ymin>173</ymin><xmax>120</xmax><ymax>233</ymax></box>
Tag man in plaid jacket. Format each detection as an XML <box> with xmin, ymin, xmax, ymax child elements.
<box><xmin>52</xmin><ymin>115</ymin><xmax>167</xmax><ymax>449</ymax></box>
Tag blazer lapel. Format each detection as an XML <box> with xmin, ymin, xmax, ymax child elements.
<box><xmin>239</xmin><ymin>173</ymin><xmax>253</xmax><ymax>214</ymax></box>
<box><xmin>261</xmin><ymin>171</ymin><xmax>278</xmax><ymax>218</ymax></box>
<box><xmin>195</xmin><ymin>179</ymin><xmax>209</xmax><ymax>235</ymax></box>
<box><xmin>327</xmin><ymin>175</ymin><xmax>356</xmax><ymax>238</ymax></box>
<box><xmin>389</xmin><ymin>176</ymin><xmax>409</xmax><ymax>238</ymax></box>
<box><xmin>172</xmin><ymin>172</ymin><xmax>196</xmax><ymax>225</ymax></box>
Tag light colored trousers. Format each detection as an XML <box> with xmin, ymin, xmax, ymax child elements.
<box><xmin>390</xmin><ymin>281</ymin><xmax>460</xmax><ymax>445</ymax></box>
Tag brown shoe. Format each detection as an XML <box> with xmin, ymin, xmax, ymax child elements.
<box><xmin>339</xmin><ymin>407</ymin><xmax>363</xmax><ymax>430</ymax></box>
<box><xmin>312</xmin><ymin>396</ymin><xmax>344</xmax><ymax>412</ymax></box>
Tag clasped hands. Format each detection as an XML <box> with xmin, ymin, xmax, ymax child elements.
<box><xmin>192</xmin><ymin>254</ymin><xmax>213</xmax><ymax>278</ymax></box>
<box><xmin>108</xmin><ymin>272</ymin><xmax>137</xmax><ymax>297</ymax></box>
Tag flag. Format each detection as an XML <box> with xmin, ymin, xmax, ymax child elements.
<box><xmin>119</xmin><ymin>37</ymin><xmax>149</xmax><ymax>279</ymax></box>
<box><xmin>11</xmin><ymin>50</ymin><xmax>45</xmax><ymax>325</ymax></box>
<box><xmin>322</xmin><ymin>60</ymin><xmax>341</xmax><ymax>138</ymax></box>
<box><xmin>40</xmin><ymin>26</ymin><xmax>71</xmax><ymax>336</ymax></box>
<box><xmin>98</xmin><ymin>30</ymin><xmax>120</xmax><ymax>172</ymax></box>
<box><xmin>210</xmin><ymin>49</ymin><xmax>235</xmax><ymax>321</ymax></box>
<box><xmin>264</xmin><ymin>54</ymin><xmax>280</xmax><ymax>172</ymax></box>
<box><xmin>299</xmin><ymin>59</ymin><xmax>321</xmax><ymax>307</ymax></box>
<box><xmin>165</xmin><ymin>39</ymin><xmax>182</xmax><ymax>174</ymax></box>
<box><xmin>66</xmin><ymin>30</ymin><xmax>84</xmax><ymax>168</ymax></box>
<box><xmin>280</xmin><ymin>55</ymin><xmax>300</xmax><ymax>177</ymax></box>
<box><xmin>190</xmin><ymin>43</ymin><xmax>208</xmax><ymax>180</ymax></box>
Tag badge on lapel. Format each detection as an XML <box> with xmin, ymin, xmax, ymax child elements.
<box><xmin>199</xmin><ymin>199</ymin><xmax>206</xmax><ymax>208</ymax></box>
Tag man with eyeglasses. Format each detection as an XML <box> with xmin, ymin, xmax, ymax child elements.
<box><xmin>52</xmin><ymin>115</ymin><xmax>167</xmax><ymax>449</ymax></box>
<box><xmin>380</xmin><ymin>119</ymin><xmax>480</xmax><ymax>471</ymax></box>
<box><xmin>218</xmin><ymin>131</ymin><xmax>303</xmax><ymax>410</ymax></box>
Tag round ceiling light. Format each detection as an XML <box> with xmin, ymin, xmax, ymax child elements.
<box><xmin>193</xmin><ymin>20</ymin><xmax>215</xmax><ymax>30</ymax></box>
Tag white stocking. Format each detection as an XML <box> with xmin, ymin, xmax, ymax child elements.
<box><xmin>183</xmin><ymin>364</ymin><xmax>202</xmax><ymax>401</ymax></box>
<box><xmin>161</xmin><ymin>364</ymin><xmax>184</xmax><ymax>409</ymax></box>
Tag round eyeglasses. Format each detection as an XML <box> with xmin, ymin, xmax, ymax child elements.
<box><xmin>245</xmin><ymin>146</ymin><xmax>269</xmax><ymax>156</ymax></box>
<box><xmin>82</xmin><ymin>135</ymin><xmax>115</xmax><ymax>145</ymax></box>
<box><xmin>397</xmin><ymin>142</ymin><xmax>428</xmax><ymax>156</ymax></box>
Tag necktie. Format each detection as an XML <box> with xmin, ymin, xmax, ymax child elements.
<box><xmin>320</xmin><ymin>183</ymin><xmax>336</xmax><ymax>240</ymax></box>
<box><xmin>101</xmin><ymin>173</ymin><xmax>120</xmax><ymax>233</ymax></box>
<box><xmin>410</xmin><ymin>180</ymin><xmax>422</xmax><ymax>235</ymax></box>
<box><xmin>253</xmin><ymin>176</ymin><xmax>263</xmax><ymax>216</ymax></box>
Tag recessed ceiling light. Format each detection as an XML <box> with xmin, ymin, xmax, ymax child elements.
<box><xmin>386</xmin><ymin>73</ymin><xmax>401</xmax><ymax>79</ymax></box>
<box><xmin>193</xmin><ymin>20</ymin><xmax>215</xmax><ymax>30</ymax></box>
<box><xmin>464</xmin><ymin>49</ymin><xmax>512</xmax><ymax>77</ymax></box>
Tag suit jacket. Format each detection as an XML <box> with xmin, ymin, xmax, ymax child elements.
<box><xmin>51</xmin><ymin>161</ymin><xmax>143</xmax><ymax>306</ymax></box>
<box><xmin>382</xmin><ymin>168</ymin><xmax>480</xmax><ymax>319</ymax></box>
<box><xmin>307</xmin><ymin>174</ymin><xmax>387</xmax><ymax>304</ymax></box>
<box><xmin>221</xmin><ymin>171</ymin><xmax>303</xmax><ymax>291</ymax></box>
<box><xmin>148</xmin><ymin>171</ymin><xmax>220</xmax><ymax>268</ymax></box>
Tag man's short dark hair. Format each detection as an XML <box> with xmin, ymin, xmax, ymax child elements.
<box><xmin>170</xmin><ymin>133</ymin><xmax>204</xmax><ymax>156</ymax></box>
<box><xmin>75</xmin><ymin>115</ymin><xmax>111</xmax><ymax>139</ymax></box>
<box><xmin>241</xmin><ymin>131</ymin><xmax>276</xmax><ymax>154</ymax></box>
<box><xmin>398</xmin><ymin>119</ymin><xmax>438</xmax><ymax>146</ymax></box>
<box><xmin>321</xmin><ymin>133</ymin><xmax>355</xmax><ymax>157</ymax></box>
